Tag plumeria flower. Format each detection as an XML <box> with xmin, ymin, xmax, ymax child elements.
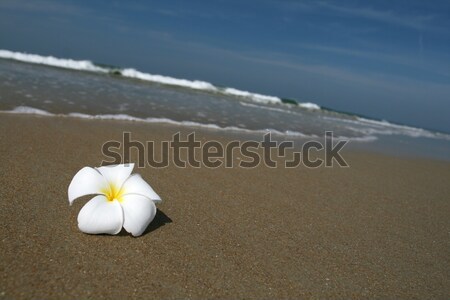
<box><xmin>68</xmin><ymin>163</ymin><xmax>161</xmax><ymax>237</ymax></box>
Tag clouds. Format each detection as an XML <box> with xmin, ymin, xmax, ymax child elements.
<box><xmin>277</xmin><ymin>0</ymin><xmax>442</xmax><ymax>32</ymax></box>
<box><xmin>0</xmin><ymin>0</ymin><xmax>91</xmax><ymax>16</ymax></box>
<box><xmin>316</xmin><ymin>1</ymin><xmax>437</xmax><ymax>31</ymax></box>
<box><xmin>292</xmin><ymin>43</ymin><xmax>450</xmax><ymax>78</ymax></box>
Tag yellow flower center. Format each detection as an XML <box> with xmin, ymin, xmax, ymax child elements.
<box><xmin>103</xmin><ymin>183</ymin><xmax>125</xmax><ymax>202</ymax></box>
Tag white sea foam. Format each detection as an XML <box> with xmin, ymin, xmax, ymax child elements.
<box><xmin>1</xmin><ymin>106</ymin><xmax>322</xmax><ymax>139</ymax></box>
<box><xmin>70</xmin><ymin>111</ymin><xmax>317</xmax><ymax>137</ymax></box>
<box><xmin>68</xmin><ymin>112</ymin><xmax>142</xmax><ymax>122</ymax></box>
<box><xmin>356</xmin><ymin>117</ymin><xmax>436</xmax><ymax>136</ymax></box>
<box><xmin>322</xmin><ymin>115</ymin><xmax>450</xmax><ymax>140</ymax></box>
<box><xmin>7</xmin><ymin>106</ymin><xmax>55</xmax><ymax>116</ymax></box>
<box><xmin>354</xmin><ymin>117</ymin><xmax>442</xmax><ymax>139</ymax></box>
<box><xmin>0</xmin><ymin>49</ymin><xmax>107</xmax><ymax>73</ymax></box>
<box><xmin>0</xmin><ymin>106</ymin><xmax>411</xmax><ymax>143</ymax></box>
<box><xmin>298</xmin><ymin>102</ymin><xmax>321</xmax><ymax>110</ymax></box>
<box><xmin>121</xmin><ymin>68</ymin><xmax>217</xmax><ymax>91</ymax></box>
<box><xmin>334</xmin><ymin>135</ymin><xmax>378</xmax><ymax>142</ymax></box>
<box><xmin>222</xmin><ymin>87</ymin><xmax>282</xmax><ymax>104</ymax></box>
<box><xmin>239</xmin><ymin>101</ymin><xmax>321</xmax><ymax>117</ymax></box>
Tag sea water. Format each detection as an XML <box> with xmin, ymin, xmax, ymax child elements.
<box><xmin>1</xmin><ymin>50</ymin><xmax>449</xmax><ymax>161</ymax></box>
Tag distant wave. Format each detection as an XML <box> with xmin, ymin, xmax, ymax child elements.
<box><xmin>240</xmin><ymin>103</ymin><xmax>448</xmax><ymax>141</ymax></box>
<box><xmin>0</xmin><ymin>49</ymin><xmax>321</xmax><ymax>108</ymax></box>
<box><xmin>356</xmin><ymin>117</ymin><xmax>450</xmax><ymax>140</ymax></box>
<box><xmin>322</xmin><ymin>116</ymin><xmax>450</xmax><ymax>141</ymax></box>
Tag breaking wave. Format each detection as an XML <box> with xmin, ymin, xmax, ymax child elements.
<box><xmin>0</xmin><ymin>49</ymin><xmax>321</xmax><ymax>108</ymax></box>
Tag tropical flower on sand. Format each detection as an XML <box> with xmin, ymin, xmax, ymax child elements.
<box><xmin>68</xmin><ymin>163</ymin><xmax>161</xmax><ymax>237</ymax></box>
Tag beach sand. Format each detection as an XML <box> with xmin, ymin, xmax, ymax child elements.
<box><xmin>0</xmin><ymin>113</ymin><xmax>449</xmax><ymax>299</ymax></box>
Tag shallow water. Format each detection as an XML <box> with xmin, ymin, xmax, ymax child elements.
<box><xmin>1</xmin><ymin>58</ymin><xmax>449</xmax><ymax>161</ymax></box>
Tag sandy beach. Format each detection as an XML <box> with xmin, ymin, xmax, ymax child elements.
<box><xmin>0</xmin><ymin>113</ymin><xmax>449</xmax><ymax>299</ymax></box>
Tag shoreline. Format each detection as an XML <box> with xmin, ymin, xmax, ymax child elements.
<box><xmin>1</xmin><ymin>109</ymin><xmax>449</xmax><ymax>163</ymax></box>
<box><xmin>1</xmin><ymin>113</ymin><xmax>449</xmax><ymax>298</ymax></box>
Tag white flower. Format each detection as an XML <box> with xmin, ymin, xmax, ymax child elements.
<box><xmin>68</xmin><ymin>163</ymin><xmax>162</xmax><ymax>237</ymax></box>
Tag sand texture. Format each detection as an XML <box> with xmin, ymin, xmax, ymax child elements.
<box><xmin>0</xmin><ymin>114</ymin><xmax>449</xmax><ymax>299</ymax></box>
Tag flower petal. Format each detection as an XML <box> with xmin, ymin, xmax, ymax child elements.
<box><xmin>96</xmin><ymin>163</ymin><xmax>134</xmax><ymax>190</ymax></box>
<box><xmin>68</xmin><ymin>167</ymin><xmax>108</xmax><ymax>205</ymax></box>
<box><xmin>121</xmin><ymin>194</ymin><xmax>156</xmax><ymax>237</ymax></box>
<box><xmin>77</xmin><ymin>195</ymin><xmax>123</xmax><ymax>235</ymax></box>
<box><xmin>121</xmin><ymin>174</ymin><xmax>162</xmax><ymax>203</ymax></box>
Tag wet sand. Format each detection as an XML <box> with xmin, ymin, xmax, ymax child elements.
<box><xmin>0</xmin><ymin>113</ymin><xmax>449</xmax><ymax>299</ymax></box>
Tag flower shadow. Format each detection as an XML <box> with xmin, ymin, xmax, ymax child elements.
<box><xmin>117</xmin><ymin>209</ymin><xmax>172</xmax><ymax>237</ymax></box>
<box><xmin>143</xmin><ymin>209</ymin><xmax>172</xmax><ymax>235</ymax></box>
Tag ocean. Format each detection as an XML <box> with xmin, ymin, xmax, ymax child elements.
<box><xmin>1</xmin><ymin>49</ymin><xmax>449</xmax><ymax>161</ymax></box>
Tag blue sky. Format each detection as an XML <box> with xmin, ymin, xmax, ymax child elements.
<box><xmin>1</xmin><ymin>0</ymin><xmax>450</xmax><ymax>132</ymax></box>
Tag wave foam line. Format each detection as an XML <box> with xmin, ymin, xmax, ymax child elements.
<box><xmin>0</xmin><ymin>49</ymin><xmax>322</xmax><ymax>108</ymax></box>
<box><xmin>299</xmin><ymin>102</ymin><xmax>321</xmax><ymax>110</ymax></box>
<box><xmin>223</xmin><ymin>88</ymin><xmax>281</xmax><ymax>104</ymax></box>
<box><xmin>2</xmin><ymin>106</ymin><xmax>326</xmax><ymax>139</ymax></box>
<box><xmin>322</xmin><ymin>115</ymin><xmax>450</xmax><ymax>140</ymax></box>
<box><xmin>239</xmin><ymin>101</ymin><xmax>319</xmax><ymax>116</ymax></box>
<box><xmin>121</xmin><ymin>68</ymin><xmax>217</xmax><ymax>91</ymax></box>
<box><xmin>0</xmin><ymin>49</ymin><xmax>107</xmax><ymax>73</ymax></box>
<box><xmin>355</xmin><ymin>117</ymin><xmax>450</xmax><ymax>140</ymax></box>
<box><xmin>6</xmin><ymin>106</ymin><xmax>55</xmax><ymax>116</ymax></box>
